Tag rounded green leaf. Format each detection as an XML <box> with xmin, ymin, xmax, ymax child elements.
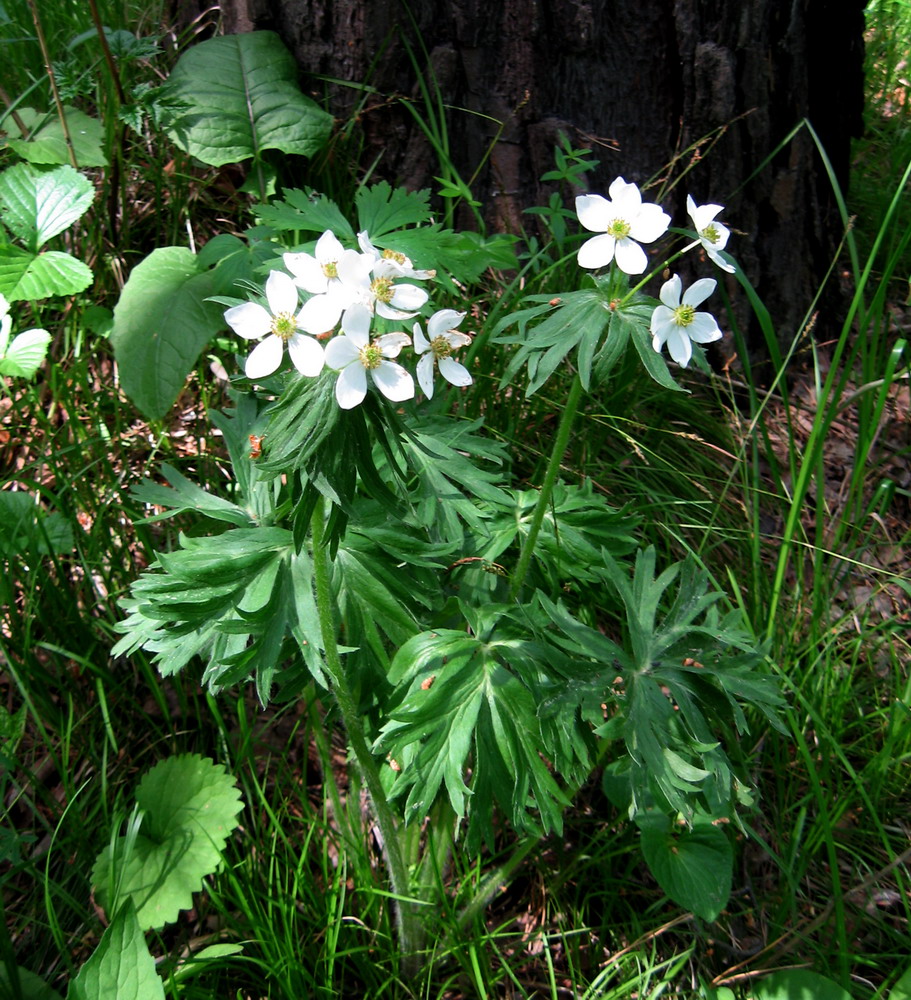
<box><xmin>6</xmin><ymin>106</ymin><xmax>108</xmax><ymax>168</ymax></box>
<box><xmin>110</xmin><ymin>246</ymin><xmax>225</xmax><ymax>418</ymax></box>
<box><xmin>166</xmin><ymin>32</ymin><xmax>333</xmax><ymax>166</ymax></box>
<box><xmin>640</xmin><ymin>814</ymin><xmax>733</xmax><ymax>921</ymax></box>
<box><xmin>0</xmin><ymin>162</ymin><xmax>94</xmax><ymax>251</ymax></box>
<box><xmin>0</xmin><ymin>327</ymin><xmax>51</xmax><ymax>378</ymax></box>
<box><xmin>747</xmin><ymin>969</ymin><xmax>852</xmax><ymax>1000</ymax></box>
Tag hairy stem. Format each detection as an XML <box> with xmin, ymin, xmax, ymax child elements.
<box><xmin>508</xmin><ymin>373</ymin><xmax>585</xmax><ymax>600</ymax></box>
<box><xmin>309</xmin><ymin>496</ymin><xmax>422</xmax><ymax>965</ymax></box>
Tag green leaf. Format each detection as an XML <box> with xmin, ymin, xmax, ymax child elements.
<box><xmin>130</xmin><ymin>462</ymin><xmax>252</xmax><ymax>527</ymax></box>
<box><xmin>0</xmin><ymin>249</ymin><xmax>93</xmax><ymax>302</ymax></box>
<box><xmin>355</xmin><ymin>181</ymin><xmax>432</xmax><ymax>238</ymax></box>
<box><xmin>0</xmin><ymin>326</ymin><xmax>51</xmax><ymax>378</ymax></box>
<box><xmin>890</xmin><ymin>968</ymin><xmax>911</xmax><ymax>1000</ymax></box>
<box><xmin>0</xmin><ymin>162</ymin><xmax>95</xmax><ymax>252</ymax></box>
<box><xmin>639</xmin><ymin>813</ymin><xmax>732</xmax><ymax>921</ymax></box>
<box><xmin>67</xmin><ymin>899</ymin><xmax>164</xmax><ymax>1000</ymax></box>
<box><xmin>92</xmin><ymin>755</ymin><xmax>243</xmax><ymax>931</ymax></box>
<box><xmin>746</xmin><ymin>969</ymin><xmax>852</xmax><ymax>1000</ymax></box>
<box><xmin>110</xmin><ymin>247</ymin><xmax>226</xmax><ymax>418</ymax></box>
<box><xmin>165</xmin><ymin>32</ymin><xmax>333</xmax><ymax>166</ymax></box>
<box><xmin>6</xmin><ymin>106</ymin><xmax>108</xmax><ymax>167</ymax></box>
<box><xmin>255</xmin><ymin>188</ymin><xmax>355</xmax><ymax>239</ymax></box>
<box><xmin>0</xmin><ymin>967</ymin><xmax>63</xmax><ymax>1000</ymax></box>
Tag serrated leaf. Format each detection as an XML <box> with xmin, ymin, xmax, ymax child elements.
<box><xmin>6</xmin><ymin>106</ymin><xmax>108</xmax><ymax>167</ymax></box>
<box><xmin>0</xmin><ymin>162</ymin><xmax>94</xmax><ymax>251</ymax></box>
<box><xmin>0</xmin><ymin>326</ymin><xmax>51</xmax><ymax>378</ymax></box>
<box><xmin>92</xmin><ymin>755</ymin><xmax>243</xmax><ymax>931</ymax></box>
<box><xmin>131</xmin><ymin>462</ymin><xmax>252</xmax><ymax>527</ymax></box>
<box><xmin>67</xmin><ymin>899</ymin><xmax>164</xmax><ymax>1000</ymax></box>
<box><xmin>0</xmin><ymin>250</ymin><xmax>93</xmax><ymax>302</ymax></box>
<box><xmin>255</xmin><ymin>188</ymin><xmax>355</xmax><ymax>238</ymax></box>
<box><xmin>746</xmin><ymin>970</ymin><xmax>852</xmax><ymax>1000</ymax></box>
<box><xmin>355</xmin><ymin>181</ymin><xmax>431</xmax><ymax>238</ymax></box>
<box><xmin>640</xmin><ymin>813</ymin><xmax>732</xmax><ymax>921</ymax></box>
<box><xmin>165</xmin><ymin>32</ymin><xmax>333</xmax><ymax>166</ymax></box>
<box><xmin>110</xmin><ymin>247</ymin><xmax>225</xmax><ymax>418</ymax></box>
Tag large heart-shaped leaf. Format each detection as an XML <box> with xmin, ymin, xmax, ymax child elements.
<box><xmin>110</xmin><ymin>246</ymin><xmax>225</xmax><ymax>418</ymax></box>
<box><xmin>165</xmin><ymin>31</ymin><xmax>333</xmax><ymax>166</ymax></box>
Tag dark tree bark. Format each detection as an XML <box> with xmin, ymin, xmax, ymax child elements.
<box><xmin>195</xmin><ymin>0</ymin><xmax>865</xmax><ymax>363</ymax></box>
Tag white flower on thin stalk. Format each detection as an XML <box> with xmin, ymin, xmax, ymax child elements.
<box><xmin>650</xmin><ymin>274</ymin><xmax>722</xmax><ymax>367</ymax></box>
<box><xmin>686</xmin><ymin>195</ymin><xmax>736</xmax><ymax>273</ymax></box>
<box><xmin>224</xmin><ymin>270</ymin><xmax>325</xmax><ymax>379</ymax></box>
<box><xmin>357</xmin><ymin>230</ymin><xmax>436</xmax><ymax>280</ymax></box>
<box><xmin>337</xmin><ymin>248</ymin><xmax>430</xmax><ymax>321</ymax></box>
<box><xmin>412</xmin><ymin>309</ymin><xmax>472</xmax><ymax>399</ymax></box>
<box><xmin>576</xmin><ymin>177</ymin><xmax>671</xmax><ymax>275</ymax></box>
<box><xmin>324</xmin><ymin>302</ymin><xmax>414</xmax><ymax>409</ymax></box>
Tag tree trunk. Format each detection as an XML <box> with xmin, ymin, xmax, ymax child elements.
<box><xmin>200</xmin><ymin>0</ymin><xmax>866</xmax><ymax>364</ymax></box>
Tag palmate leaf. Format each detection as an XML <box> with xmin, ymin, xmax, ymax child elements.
<box><xmin>377</xmin><ymin>602</ymin><xmax>588</xmax><ymax>850</ymax></box>
<box><xmin>255</xmin><ymin>187</ymin><xmax>355</xmax><ymax>239</ymax></box>
<box><xmin>92</xmin><ymin>755</ymin><xmax>243</xmax><ymax>932</ymax></box>
<box><xmin>355</xmin><ymin>181</ymin><xmax>432</xmax><ymax>238</ymax></box>
<box><xmin>112</xmin><ymin>526</ymin><xmax>327</xmax><ymax>698</ymax></box>
<box><xmin>130</xmin><ymin>462</ymin><xmax>253</xmax><ymax>527</ymax></box>
<box><xmin>595</xmin><ymin>547</ymin><xmax>784</xmax><ymax>817</ymax></box>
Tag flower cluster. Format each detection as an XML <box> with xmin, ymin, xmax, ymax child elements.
<box><xmin>576</xmin><ymin>178</ymin><xmax>734</xmax><ymax>367</ymax></box>
<box><xmin>224</xmin><ymin>230</ymin><xmax>471</xmax><ymax>409</ymax></box>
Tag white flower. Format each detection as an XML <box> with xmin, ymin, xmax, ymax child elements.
<box><xmin>323</xmin><ymin>303</ymin><xmax>414</xmax><ymax>409</ymax></box>
<box><xmin>224</xmin><ymin>270</ymin><xmax>325</xmax><ymax>379</ymax></box>
<box><xmin>686</xmin><ymin>195</ymin><xmax>735</xmax><ymax>273</ymax></box>
<box><xmin>576</xmin><ymin>178</ymin><xmax>671</xmax><ymax>275</ymax></box>
<box><xmin>337</xmin><ymin>248</ymin><xmax>429</xmax><ymax>321</ymax></box>
<box><xmin>284</xmin><ymin>230</ymin><xmax>357</xmax><ymax>334</ymax></box>
<box><xmin>650</xmin><ymin>274</ymin><xmax>722</xmax><ymax>367</ymax></box>
<box><xmin>357</xmin><ymin>230</ymin><xmax>436</xmax><ymax>280</ymax></box>
<box><xmin>412</xmin><ymin>309</ymin><xmax>472</xmax><ymax>399</ymax></box>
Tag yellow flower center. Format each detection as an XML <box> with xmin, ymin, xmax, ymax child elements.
<box><xmin>672</xmin><ymin>304</ymin><xmax>696</xmax><ymax>327</ymax></box>
<box><xmin>359</xmin><ymin>343</ymin><xmax>383</xmax><ymax>370</ymax></box>
<box><xmin>271</xmin><ymin>312</ymin><xmax>296</xmax><ymax>342</ymax></box>
<box><xmin>371</xmin><ymin>277</ymin><xmax>394</xmax><ymax>303</ymax></box>
<box><xmin>607</xmin><ymin>218</ymin><xmax>631</xmax><ymax>239</ymax></box>
<box><xmin>382</xmin><ymin>249</ymin><xmax>407</xmax><ymax>266</ymax></box>
<box><xmin>430</xmin><ymin>335</ymin><xmax>453</xmax><ymax>360</ymax></box>
<box><xmin>700</xmin><ymin>224</ymin><xmax>720</xmax><ymax>245</ymax></box>
<box><xmin>322</xmin><ymin>261</ymin><xmax>338</xmax><ymax>279</ymax></box>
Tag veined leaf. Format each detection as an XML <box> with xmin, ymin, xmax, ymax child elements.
<box><xmin>355</xmin><ymin>181</ymin><xmax>432</xmax><ymax>238</ymax></box>
<box><xmin>165</xmin><ymin>32</ymin><xmax>333</xmax><ymax>166</ymax></box>
<box><xmin>0</xmin><ymin>162</ymin><xmax>94</xmax><ymax>252</ymax></box>
<box><xmin>6</xmin><ymin>106</ymin><xmax>107</xmax><ymax>167</ymax></box>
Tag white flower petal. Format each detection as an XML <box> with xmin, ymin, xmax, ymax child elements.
<box><xmin>225</xmin><ymin>301</ymin><xmax>272</xmax><ymax>340</ymax></box>
<box><xmin>575</xmin><ymin>193</ymin><xmax>612</xmax><ymax>233</ymax></box>
<box><xmin>687</xmin><ymin>313</ymin><xmax>723</xmax><ymax>344</ymax></box>
<box><xmin>375</xmin><ymin>332</ymin><xmax>411</xmax><ymax>358</ymax></box>
<box><xmin>298</xmin><ymin>293</ymin><xmax>343</xmax><ymax>334</ymax></box>
<box><xmin>287</xmin><ymin>333</ymin><xmax>325</xmax><ymax>376</ymax></box>
<box><xmin>650</xmin><ymin>306</ymin><xmax>676</xmax><ymax>339</ymax></box>
<box><xmin>682</xmin><ymin>277</ymin><xmax>717</xmax><ymax>307</ymax></box>
<box><xmin>265</xmin><ymin>270</ymin><xmax>298</xmax><ymax>315</ymax></box>
<box><xmin>707</xmin><ymin>246</ymin><xmax>736</xmax><ymax>273</ymax></box>
<box><xmin>443</xmin><ymin>331</ymin><xmax>472</xmax><ymax>349</ymax></box>
<box><xmin>335</xmin><ymin>364</ymin><xmax>368</xmax><ymax>408</ymax></box>
<box><xmin>577</xmin><ymin>233</ymin><xmax>616</xmax><ymax>270</ymax></box>
<box><xmin>608</xmin><ymin>177</ymin><xmax>640</xmax><ymax>208</ymax></box>
<box><xmin>658</xmin><ymin>275</ymin><xmax>683</xmax><ymax>308</ymax></box>
<box><xmin>245</xmin><ymin>335</ymin><xmax>284</xmax><ymax>379</ymax></box>
<box><xmin>438</xmin><ymin>356</ymin><xmax>472</xmax><ymax>388</ymax></box>
<box><xmin>389</xmin><ymin>283</ymin><xmax>429</xmax><ymax>311</ymax></box>
<box><xmin>283</xmin><ymin>252</ymin><xmax>326</xmax><ymax>294</ymax></box>
<box><xmin>629</xmin><ymin>202</ymin><xmax>671</xmax><ymax>243</ymax></box>
<box><xmin>325</xmin><ymin>335</ymin><xmax>361</xmax><ymax>369</ymax></box>
<box><xmin>416</xmin><ymin>352</ymin><xmax>435</xmax><ymax>398</ymax></box>
<box><xmin>666</xmin><ymin>328</ymin><xmax>693</xmax><ymax>367</ymax></box>
<box><xmin>341</xmin><ymin>302</ymin><xmax>372</xmax><ymax>346</ymax></box>
<box><xmin>427</xmin><ymin>309</ymin><xmax>466</xmax><ymax>338</ymax></box>
<box><xmin>613</xmin><ymin>237</ymin><xmax>648</xmax><ymax>275</ymax></box>
<box><xmin>372</xmin><ymin>360</ymin><xmax>414</xmax><ymax>402</ymax></box>
<box><xmin>316</xmin><ymin>229</ymin><xmax>345</xmax><ymax>262</ymax></box>
<box><xmin>412</xmin><ymin>321</ymin><xmax>430</xmax><ymax>354</ymax></box>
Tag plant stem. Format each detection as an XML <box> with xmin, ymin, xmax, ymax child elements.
<box><xmin>308</xmin><ymin>496</ymin><xmax>422</xmax><ymax>965</ymax></box>
<box><xmin>508</xmin><ymin>373</ymin><xmax>585</xmax><ymax>600</ymax></box>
